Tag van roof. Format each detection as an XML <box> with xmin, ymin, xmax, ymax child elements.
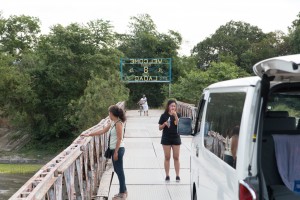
<box><xmin>207</xmin><ymin>76</ymin><xmax>260</xmax><ymax>89</ymax></box>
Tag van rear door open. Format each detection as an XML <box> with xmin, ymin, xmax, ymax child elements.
<box><xmin>253</xmin><ymin>54</ymin><xmax>300</xmax><ymax>82</ymax></box>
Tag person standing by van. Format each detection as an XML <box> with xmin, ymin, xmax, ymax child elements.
<box><xmin>224</xmin><ymin>126</ymin><xmax>240</xmax><ymax>168</ymax></box>
<box><xmin>230</xmin><ymin>125</ymin><xmax>240</xmax><ymax>169</ymax></box>
<box><xmin>158</xmin><ymin>100</ymin><xmax>181</xmax><ymax>181</ymax></box>
<box><xmin>81</xmin><ymin>105</ymin><xmax>128</xmax><ymax>199</ymax></box>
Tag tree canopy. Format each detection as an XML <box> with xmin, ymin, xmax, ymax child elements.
<box><xmin>192</xmin><ymin>20</ymin><xmax>291</xmax><ymax>74</ymax></box>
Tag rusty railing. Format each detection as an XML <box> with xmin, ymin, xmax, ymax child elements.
<box><xmin>9</xmin><ymin>102</ymin><xmax>125</xmax><ymax>200</ymax></box>
<box><xmin>176</xmin><ymin>101</ymin><xmax>197</xmax><ymax>123</ymax></box>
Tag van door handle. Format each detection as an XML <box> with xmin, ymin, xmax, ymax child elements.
<box><xmin>196</xmin><ymin>145</ymin><xmax>199</xmax><ymax>157</ymax></box>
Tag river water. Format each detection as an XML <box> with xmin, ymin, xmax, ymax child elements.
<box><xmin>0</xmin><ymin>173</ymin><xmax>34</xmax><ymax>200</ymax></box>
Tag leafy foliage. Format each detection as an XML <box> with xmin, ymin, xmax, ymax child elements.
<box><xmin>0</xmin><ymin>63</ymin><xmax>38</xmax><ymax>130</ymax></box>
<box><xmin>69</xmin><ymin>72</ymin><xmax>129</xmax><ymax>131</ymax></box>
<box><xmin>27</xmin><ymin>21</ymin><xmax>126</xmax><ymax>140</ymax></box>
<box><xmin>192</xmin><ymin>21</ymin><xmax>286</xmax><ymax>74</ymax></box>
<box><xmin>0</xmin><ymin>14</ymin><xmax>40</xmax><ymax>58</ymax></box>
<box><xmin>171</xmin><ymin>62</ymin><xmax>250</xmax><ymax>104</ymax></box>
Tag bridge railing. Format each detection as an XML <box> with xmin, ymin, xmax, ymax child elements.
<box><xmin>9</xmin><ymin>102</ymin><xmax>125</xmax><ymax>200</ymax></box>
<box><xmin>176</xmin><ymin>101</ymin><xmax>197</xmax><ymax>124</ymax></box>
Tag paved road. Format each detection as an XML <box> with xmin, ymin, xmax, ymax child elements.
<box><xmin>108</xmin><ymin>109</ymin><xmax>192</xmax><ymax>200</ymax></box>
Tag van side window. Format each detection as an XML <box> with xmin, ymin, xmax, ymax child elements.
<box><xmin>204</xmin><ymin>92</ymin><xmax>246</xmax><ymax>168</ymax></box>
<box><xmin>266</xmin><ymin>93</ymin><xmax>299</xmax><ymax>130</ymax></box>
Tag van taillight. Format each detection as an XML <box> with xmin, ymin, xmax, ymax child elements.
<box><xmin>239</xmin><ymin>180</ymin><xmax>257</xmax><ymax>200</ymax></box>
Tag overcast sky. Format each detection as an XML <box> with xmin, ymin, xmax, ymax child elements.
<box><xmin>1</xmin><ymin>0</ymin><xmax>300</xmax><ymax>55</ymax></box>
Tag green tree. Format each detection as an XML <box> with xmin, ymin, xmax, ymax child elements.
<box><xmin>192</xmin><ymin>21</ymin><xmax>266</xmax><ymax>72</ymax></box>
<box><xmin>240</xmin><ymin>31</ymin><xmax>285</xmax><ymax>73</ymax></box>
<box><xmin>290</xmin><ymin>27</ymin><xmax>300</xmax><ymax>53</ymax></box>
<box><xmin>87</xmin><ymin>19</ymin><xmax>116</xmax><ymax>48</ymax></box>
<box><xmin>171</xmin><ymin>62</ymin><xmax>249</xmax><ymax>104</ymax></box>
<box><xmin>0</xmin><ymin>63</ymin><xmax>38</xmax><ymax>129</ymax></box>
<box><xmin>0</xmin><ymin>14</ymin><xmax>40</xmax><ymax>58</ymax></box>
<box><xmin>20</xmin><ymin>20</ymin><xmax>124</xmax><ymax>141</ymax></box>
<box><xmin>288</xmin><ymin>12</ymin><xmax>300</xmax><ymax>54</ymax></box>
<box><xmin>69</xmin><ymin>72</ymin><xmax>129</xmax><ymax>131</ymax></box>
<box><xmin>291</xmin><ymin>12</ymin><xmax>300</xmax><ymax>28</ymax></box>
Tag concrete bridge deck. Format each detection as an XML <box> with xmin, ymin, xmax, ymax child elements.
<box><xmin>107</xmin><ymin>109</ymin><xmax>192</xmax><ymax>200</ymax></box>
<box><xmin>8</xmin><ymin>103</ymin><xmax>196</xmax><ymax>200</ymax></box>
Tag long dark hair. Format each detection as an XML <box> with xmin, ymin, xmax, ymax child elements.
<box><xmin>231</xmin><ymin>125</ymin><xmax>240</xmax><ymax>137</ymax></box>
<box><xmin>164</xmin><ymin>99</ymin><xmax>177</xmax><ymax>114</ymax></box>
<box><xmin>108</xmin><ymin>105</ymin><xmax>126</xmax><ymax>122</ymax></box>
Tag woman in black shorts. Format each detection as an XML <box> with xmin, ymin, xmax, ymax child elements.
<box><xmin>158</xmin><ymin>99</ymin><xmax>181</xmax><ymax>181</ymax></box>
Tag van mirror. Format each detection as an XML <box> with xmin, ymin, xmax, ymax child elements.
<box><xmin>177</xmin><ymin>117</ymin><xmax>193</xmax><ymax>135</ymax></box>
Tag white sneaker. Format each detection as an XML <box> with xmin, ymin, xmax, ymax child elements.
<box><xmin>112</xmin><ymin>193</ymin><xmax>127</xmax><ymax>200</ymax></box>
<box><xmin>113</xmin><ymin>191</ymin><xmax>128</xmax><ymax>197</ymax></box>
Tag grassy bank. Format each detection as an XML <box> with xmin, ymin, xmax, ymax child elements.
<box><xmin>13</xmin><ymin>136</ymin><xmax>77</xmax><ymax>161</ymax></box>
<box><xmin>0</xmin><ymin>163</ymin><xmax>42</xmax><ymax>174</ymax></box>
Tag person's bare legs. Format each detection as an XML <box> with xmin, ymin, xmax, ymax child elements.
<box><xmin>162</xmin><ymin>145</ymin><xmax>171</xmax><ymax>177</ymax></box>
<box><xmin>172</xmin><ymin>145</ymin><xmax>180</xmax><ymax>177</ymax></box>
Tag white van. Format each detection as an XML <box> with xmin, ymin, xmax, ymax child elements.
<box><xmin>178</xmin><ymin>54</ymin><xmax>300</xmax><ymax>200</ymax></box>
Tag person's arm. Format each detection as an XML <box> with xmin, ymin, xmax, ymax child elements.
<box><xmin>159</xmin><ymin>114</ymin><xmax>169</xmax><ymax>130</ymax></box>
<box><xmin>231</xmin><ymin>135</ymin><xmax>239</xmax><ymax>160</ymax></box>
<box><xmin>113</xmin><ymin>122</ymin><xmax>123</xmax><ymax>161</ymax></box>
<box><xmin>159</xmin><ymin>121</ymin><xmax>168</xmax><ymax>130</ymax></box>
<box><xmin>171</xmin><ymin>111</ymin><xmax>179</xmax><ymax>125</ymax></box>
<box><xmin>81</xmin><ymin>123</ymin><xmax>111</xmax><ymax>137</ymax></box>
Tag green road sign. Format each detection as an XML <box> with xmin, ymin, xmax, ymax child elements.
<box><xmin>120</xmin><ymin>58</ymin><xmax>172</xmax><ymax>83</ymax></box>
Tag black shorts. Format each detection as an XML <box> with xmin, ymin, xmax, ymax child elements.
<box><xmin>161</xmin><ymin>135</ymin><xmax>181</xmax><ymax>145</ymax></box>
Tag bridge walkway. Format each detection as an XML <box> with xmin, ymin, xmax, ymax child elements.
<box><xmin>106</xmin><ymin>109</ymin><xmax>192</xmax><ymax>200</ymax></box>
